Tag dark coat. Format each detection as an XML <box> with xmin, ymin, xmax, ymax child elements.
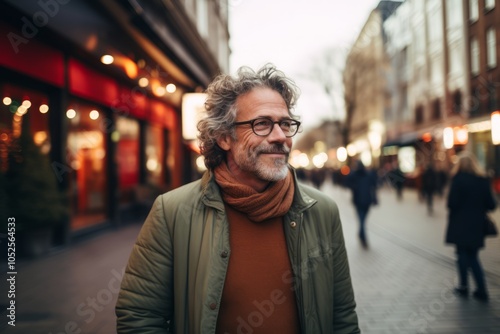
<box><xmin>421</xmin><ymin>167</ymin><xmax>438</xmax><ymax>194</ymax></box>
<box><xmin>445</xmin><ymin>172</ymin><xmax>497</xmax><ymax>248</ymax></box>
<box><xmin>347</xmin><ymin>168</ymin><xmax>377</xmax><ymax>211</ymax></box>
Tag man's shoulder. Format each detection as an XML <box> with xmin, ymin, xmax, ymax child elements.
<box><xmin>160</xmin><ymin>179</ymin><xmax>203</xmax><ymax>202</ymax></box>
<box><xmin>296</xmin><ymin>181</ymin><xmax>338</xmax><ymax>208</ymax></box>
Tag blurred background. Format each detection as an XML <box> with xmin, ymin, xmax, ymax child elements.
<box><xmin>0</xmin><ymin>0</ymin><xmax>499</xmax><ymax>333</ymax></box>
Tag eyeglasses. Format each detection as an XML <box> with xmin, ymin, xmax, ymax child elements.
<box><xmin>232</xmin><ymin>117</ymin><xmax>301</xmax><ymax>138</ymax></box>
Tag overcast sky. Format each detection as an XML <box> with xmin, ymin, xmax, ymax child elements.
<box><xmin>229</xmin><ymin>0</ymin><xmax>383</xmax><ymax>132</ymax></box>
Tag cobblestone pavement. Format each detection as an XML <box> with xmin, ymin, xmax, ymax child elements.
<box><xmin>1</xmin><ymin>181</ymin><xmax>500</xmax><ymax>333</ymax></box>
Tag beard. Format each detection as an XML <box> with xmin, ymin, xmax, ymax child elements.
<box><xmin>235</xmin><ymin>143</ymin><xmax>290</xmax><ymax>182</ymax></box>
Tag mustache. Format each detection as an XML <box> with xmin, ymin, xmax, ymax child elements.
<box><xmin>257</xmin><ymin>145</ymin><xmax>290</xmax><ymax>154</ymax></box>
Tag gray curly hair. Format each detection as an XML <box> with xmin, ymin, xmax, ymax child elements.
<box><xmin>197</xmin><ymin>64</ymin><xmax>301</xmax><ymax>169</ymax></box>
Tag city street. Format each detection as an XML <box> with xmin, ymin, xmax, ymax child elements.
<box><xmin>2</xmin><ymin>180</ymin><xmax>500</xmax><ymax>333</ymax></box>
<box><xmin>323</xmin><ymin>180</ymin><xmax>500</xmax><ymax>334</ymax></box>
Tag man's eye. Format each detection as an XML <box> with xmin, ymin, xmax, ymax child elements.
<box><xmin>281</xmin><ymin>121</ymin><xmax>292</xmax><ymax>128</ymax></box>
<box><xmin>254</xmin><ymin>119</ymin><xmax>271</xmax><ymax>127</ymax></box>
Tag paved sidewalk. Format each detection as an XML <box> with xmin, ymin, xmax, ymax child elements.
<box><xmin>1</xmin><ymin>181</ymin><xmax>499</xmax><ymax>333</ymax></box>
<box><xmin>321</xmin><ymin>181</ymin><xmax>500</xmax><ymax>333</ymax></box>
<box><xmin>1</xmin><ymin>224</ymin><xmax>140</xmax><ymax>334</ymax></box>
<box><xmin>325</xmin><ymin>182</ymin><xmax>500</xmax><ymax>279</ymax></box>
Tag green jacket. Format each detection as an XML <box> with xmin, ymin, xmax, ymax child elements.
<box><xmin>116</xmin><ymin>170</ymin><xmax>360</xmax><ymax>334</ymax></box>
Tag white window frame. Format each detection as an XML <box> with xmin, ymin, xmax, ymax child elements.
<box><xmin>471</xmin><ymin>37</ymin><xmax>480</xmax><ymax>75</ymax></box>
<box><xmin>487</xmin><ymin>28</ymin><xmax>497</xmax><ymax>68</ymax></box>
<box><xmin>469</xmin><ymin>0</ymin><xmax>479</xmax><ymax>22</ymax></box>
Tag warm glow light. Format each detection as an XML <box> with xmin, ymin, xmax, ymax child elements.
<box><xmin>166</xmin><ymin>83</ymin><xmax>177</xmax><ymax>93</ymax></box>
<box><xmin>196</xmin><ymin>156</ymin><xmax>207</xmax><ymax>173</ymax></box>
<box><xmin>112</xmin><ymin>55</ymin><xmax>138</xmax><ymax>79</ymax></box>
<box><xmin>34</xmin><ymin>131</ymin><xmax>47</xmax><ymax>145</ymax></box>
<box><xmin>337</xmin><ymin>147</ymin><xmax>347</xmax><ymax>162</ymax></box>
<box><xmin>66</xmin><ymin>109</ymin><xmax>76</xmax><ymax>119</ymax></box>
<box><xmin>147</xmin><ymin>158</ymin><xmax>158</xmax><ymax>172</ymax></box>
<box><xmin>340</xmin><ymin>165</ymin><xmax>350</xmax><ymax>175</ymax></box>
<box><xmin>89</xmin><ymin>110</ymin><xmax>100</xmax><ymax>120</ymax></box>
<box><xmin>101</xmin><ymin>55</ymin><xmax>114</xmax><ymax>65</ymax></box>
<box><xmin>467</xmin><ymin>120</ymin><xmax>491</xmax><ymax>133</ymax></box>
<box><xmin>491</xmin><ymin>112</ymin><xmax>500</xmax><ymax>145</ymax></box>
<box><xmin>346</xmin><ymin>144</ymin><xmax>357</xmax><ymax>157</ymax></box>
<box><xmin>398</xmin><ymin>146</ymin><xmax>416</xmax><ymax>173</ymax></box>
<box><xmin>154</xmin><ymin>86</ymin><xmax>166</xmax><ymax>97</ymax></box>
<box><xmin>16</xmin><ymin>106</ymin><xmax>28</xmax><ymax>115</ymax></box>
<box><xmin>3</xmin><ymin>97</ymin><xmax>12</xmax><ymax>105</ymax></box>
<box><xmin>182</xmin><ymin>93</ymin><xmax>208</xmax><ymax>141</ymax></box>
<box><xmin>312</xmin><ymin>152</ymin><xmax>328</xmax><ymax>168</ymax></box>
<box><xmin>454</xmin><ymin>127</ymin><xmax>468</xmax><ymax>145</ymax></box>
<box><xmin>137</xmin><ymin>59</ymin><xmax>146</xmax><ymax>69</ymax></box>
<box><xmin>39</xmin><ymin>104</ymin><xmax>49</xmax><ymax>114</ymax></box>
<box><xmin>138</xmin><ymin>77</ymin><xmax>149</xmax><ymax>87</ymax></box>
<box><xmin>290</xmin><ymin>150</ymin><xmax>310</xmax><ymax>168</ymax></box>
<box><xmin>297</xmin><ymin>153</ymin><xmax>310</xmax><ymax>168</ymax></box>
<box><xmin>368</xmin><ymin>131</ymin><xmax>382</xmax><ymax>150</ymax></box>
<box><xmin>443</xmin><ymin>127</ymin><xmax>454</xmax><ymax>149</ymax></box>
<box><xmin>21</xmin><ymin>100</ymin><xmax>31</xmax><ymax>108</ymax></box>
<box><xmin>360</xmin><ymin>150</ymin><xmax>372</xmax><ymax>167</ymax></box>
<box><xmin>422</xmin><ymin>132</ymin><xmax>432</xmax><ymax>143</ymax></box>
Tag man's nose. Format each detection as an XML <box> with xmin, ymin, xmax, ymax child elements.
<box><xmin>267</xmin><ymin>123</ymin><xmax>287</xmax><ymax>142</ymax></box>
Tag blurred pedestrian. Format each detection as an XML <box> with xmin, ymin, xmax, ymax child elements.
<box><xmin>347</xmin><ymin>160</ymin><xmax>378</xmax><ymax>248</ymax></box>
<box><xmin>421</xmin><ymin>163</ymin><xmax>438</xmax><ymax>215</ymax></box>
<box><xmin>445</xmin><ymin>152</ymin><xmax>497</xmax><ymax>302</ymax></box>
<box><xmin>436</xmin><ymin>168</ymin><xmax>448</xmax><ymax>197</ymax></box>
<box><xmin>311</xmin><ymin>167</ymin><xmax>326</xmax><ymax>189</ymax></box>
<box><xmin>389</xmin><ymin>162</ymin><xmax>405</xmax><ymax>200</ymax></box>
<box><xmin>116</xmin><ymin>64</ymin><xmax>360</xmax><ymax>333</ymax></box>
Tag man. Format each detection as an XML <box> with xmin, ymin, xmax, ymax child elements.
<box><xmin>346</xmin><ymin>160</ymin><xmax>378</xmax><ymax>248</ymax></box>
<box><xmin>116</xmin><ymin>64</ymin><xmax>360</xmax><ymax>333</ymax></box>
<box><xmin>421</xmin><ymin>163</ymin><xmax>438</xmax><ymax>215</ymax></box>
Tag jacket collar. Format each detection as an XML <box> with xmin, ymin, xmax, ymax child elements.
<box><xmin>200</xmin><ymin>165</ymin><xmax>316</xmax><ymax>213</ymax></box>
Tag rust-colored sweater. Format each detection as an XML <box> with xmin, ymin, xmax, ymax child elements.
<box><xmin>215</xmin><ymin>204</ymin><xmax>301</xmax><ymax>333</ymax></box>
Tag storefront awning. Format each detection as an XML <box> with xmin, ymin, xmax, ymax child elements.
<box><xmin>383</xmin><ymin>132</ymin><xmax>421</xmax><ymax>147</ymax></box>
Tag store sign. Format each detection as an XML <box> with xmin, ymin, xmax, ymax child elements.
<box><xmin>181</xmin><ymin>93</ymin><xmax>207</xmax><ymax>141</ymax></box>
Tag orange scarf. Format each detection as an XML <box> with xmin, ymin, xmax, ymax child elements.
<box><xmin>213</xmin><ymin>162</ymin><xmax>295</xmax><ymax>222</ymax></box>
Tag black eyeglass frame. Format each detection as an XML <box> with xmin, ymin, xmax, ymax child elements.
<box><xmin>232</xmin><ymin>116</ymin><xmax>301</xmax><ymax>138</ymax></box>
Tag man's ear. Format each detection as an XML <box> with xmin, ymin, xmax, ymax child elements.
<box><xmin>217</xmin><ymin>134</ymin><xmax>231</xmax><ymax>151</ymax></box>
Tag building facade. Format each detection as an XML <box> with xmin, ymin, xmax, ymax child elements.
<box><xmin>343</xmin><ymin>1</ymin><xmax>402</xmax><ymax>167</ymax></box>
<box><xmin>0</xmin><ymin>0</ymin><xmax>229</xmax><ymax>244</ymax></box>
<box><xmin>465</xmin><ymin>0</ymin><xmax>500</xmax><ymax>181</ymax></box>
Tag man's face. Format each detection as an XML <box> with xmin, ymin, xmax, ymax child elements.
<box><xmin>218</xmin><ymin>87</ymin><xmax>294</xmax><ymax>190</ymax></box>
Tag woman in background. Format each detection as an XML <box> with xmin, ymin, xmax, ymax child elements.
<box><xmin>445</xmin><ymin>152</ymin><xmax>497</xmax><ymax>301</ymax></box>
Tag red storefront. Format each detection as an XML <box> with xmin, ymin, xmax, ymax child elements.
<box><xmin>0</xmin><ymin>20</ymin><xmax>181</xmax><ymax>238</ymax></box>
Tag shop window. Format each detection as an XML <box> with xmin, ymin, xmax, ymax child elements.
<box><xmin>470</xmin><ymin>87</ymin><xmax>480</xmax><ymax>115</ymax></box>
<box><xmin>116</xmin><ymin>116</ymin><xmax>139</xmax><ymax>205</ymax></box>
<box><xmin>0</xmin><ymin>84</ymin><xmax>51</xmax><ymax>171</ymax></box>
<box><xmin>485</xmin><ymin>0</ymin><xmax>495</xmax><ymax>11</ymax></box>
<box><xmin>432</xmin><ymin>99</ymin><xmax>441</xmax><ymax>120</ymax></box>
<box><xmin>415</xmin><ymin>105</ymin><xmax>424</xmax><ymax>124</ymax></box>
<box><xmin>486</xmin><ymin>28</ymin><xmax>497</xmax><ymax>69</ymax></box>
<box><xmin>469</xmin><ymin>0</ymin><xmax>479</xmax><ymax>22</ymax></box>
<box><xmin>452</xmin><ymin>90</ymin><xmax>463</xmax><ymax>114</ymax></box>
<box><xmin>470</xmin><ymin>37</ymin><xmax>480</xmax><ymax>76</ymax></box>
<box><xmin>66</xmin><ymin>101</ymin><xmax>108</xmax><ymax>230</ymax></box>
<box><xmin>145</xmin><ymin>124</ymin><xmax>164</xmax><ymax>186</ymax></box>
